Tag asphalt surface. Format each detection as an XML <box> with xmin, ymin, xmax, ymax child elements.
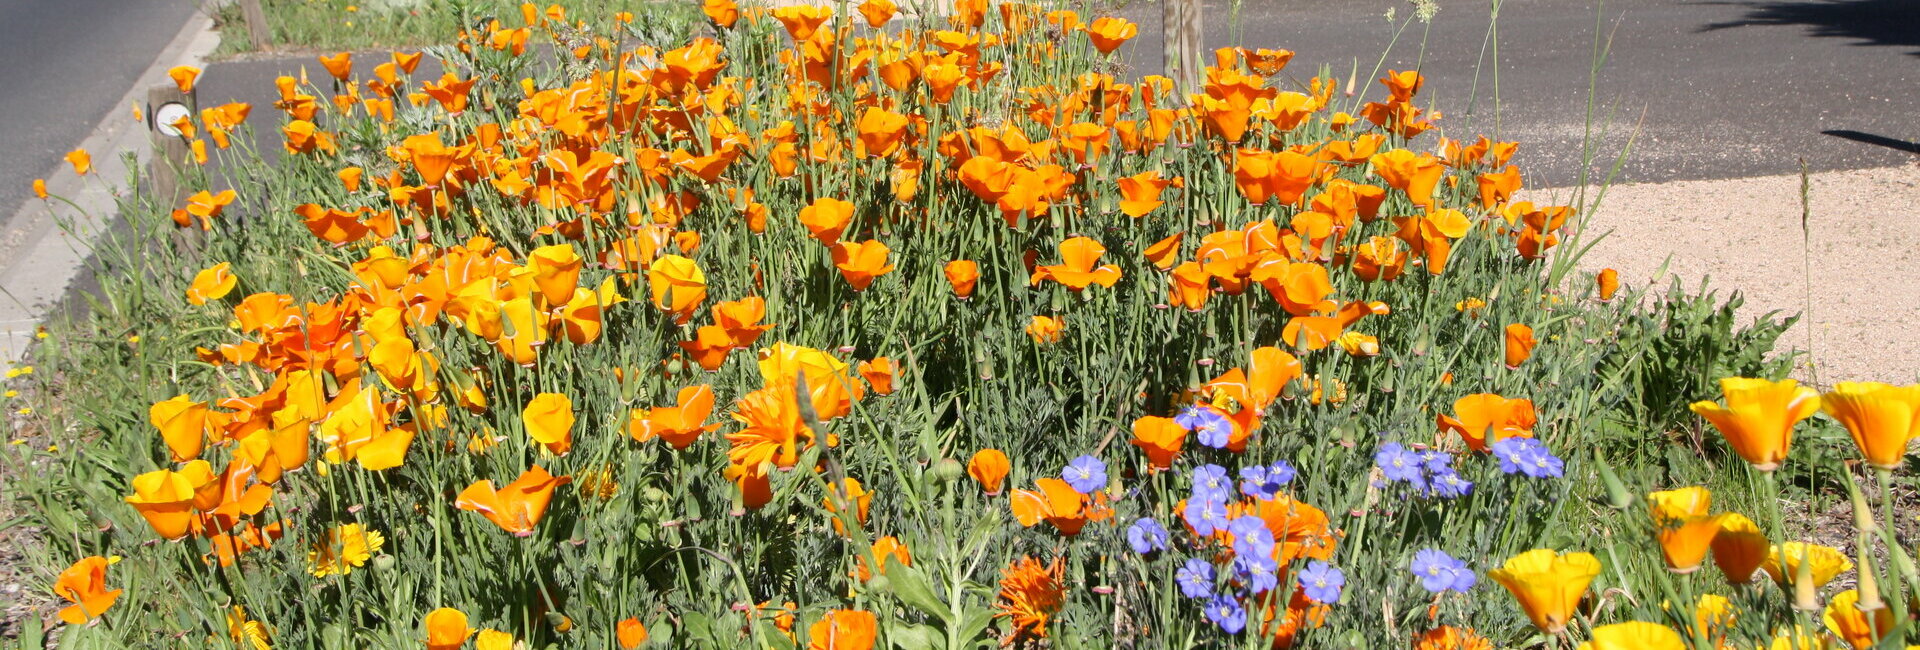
<box><xmin>1121</xmin><ymin>0</ymin><xmax>1920</xmax><ymax>185</ymax></box>
<box><xmin>0</xmin><ymin>0</ymin><xmax>197</xmax><ymax>226</ymax></box>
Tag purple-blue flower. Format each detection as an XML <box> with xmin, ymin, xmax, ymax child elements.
<box><xmin>1177</xmin><ymin>558</ymin><xmax>1216</xmax><ymax>599</ymax></box>
<box><xmin>1409</xmin><ymin>549</ymin><xmax>1475</xmax><ymax>593</ymax></box>
<box><xmin>1232</xmin><ymin>554</ymin><xmax>1279</xmax><ymax>593</ymax></box>
<box><xmin>1428</xmin><ymin>469</ymin><xmax>1474</xmax><ymax>499</ymax></box>
<box><xmin>1204</xmin><ymin>595</ymin><xmax>1246</xmax><ymax>634</ymax></box>
<box><xmin>1490</xmin><ymin>437</ymin><xmax>1564</xmax><ymax>479</ymax></box>
<box><xmin>1374</xmin><ymin>442</ymin><xmax>1426</xmax><ymax>487</ymax></box>
<box><xmin>1296</xmin><ymin>561</ymin><xmax>1344</xmax><ymax>604</ymax></box>
<box><xmin>1176</xmin><ymin>405</ymin><xmax>1235</xmax><ymax>449</ymax></box>
<box><xmin>1183</xmin><ymin>498</ymin><xmax>1230</xmax><ymax>537</ymax></box>
<box><xmin>1063</xmin><ymin>455</ymin><xmax>1107</xmax><ymax>494</ymax></box>
<box><xmin>1190</xmin><ymin>464</ymin><xmax>1231</xmax><ymax>503</ymax></box>
<box><xmin>1227</xmin><ymin>516</ymin><xmax>1275</xmax><ymax>559</ymax></box>
<box><xmin>1127</xmin><ymin>517</ymin><xmax>1169</xmax><ymax>555</ymax></box>
<box><xmin>1418</xmin><ymin>448</ymin><xmax>1456</xmax><ymax>474</ymax></box>
<box><xmin>1238</xmin><ymin>460</ymin><xmax>1296</xmax><ymax>501</ymax></box>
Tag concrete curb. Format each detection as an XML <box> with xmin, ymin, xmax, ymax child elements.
<box><xmin>0</xmin><ymin>12</ymin><xmax>220</xmax><ymax>372</ymax></box>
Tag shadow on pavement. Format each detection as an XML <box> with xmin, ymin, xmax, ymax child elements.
<box><xmin>1695</xmin><ymin>0</ymin><xmax>1920</xmax><ymax>56</ymax></box>
<box><xmin>1822</xmin><ymin>130</ymin><xmax>1920</xmax><ymax>156</ymax></box>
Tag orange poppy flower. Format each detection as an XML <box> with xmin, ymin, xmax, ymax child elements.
<box><xmin>616</xmin><ymin>618</ymin><xmax>649</xmax><ymax>649</ymax></box>
<box><xmin>1130</xmin><ymin>416</ymin><xmax>1187</xmax><ymax>469</ymax></box>
<box><xmin>186</xmin><ymin>262</ymin><xmax>239</xmax><ymax>305</ymax></box>
<box><xmin>647</xmin><ymin>255</ymin><xmax>708</xmax><ymax>324</ymax></box>
<box><xmin>629</xmin><ymin>385</ymin><xmax>722</xmax><ymax>448</ymax></box>
<box><xmin>1030</xmin><ymin>236</ymin><xmax>1121</xmax><ymax>291</ymax></box>
<box><xmin>1011</xmin><ymin>478</ymin><xmax>1111</xmax><ymax>536</ymax></box>
<box><xmin>1168</xmin><ymin>261</ymin><xmax>1211</xmax><ymax>311</ymax></box>
<box><xmin>1504</xmin><ymin>323</ymin><xmax>1537</xmax><ymax>368</ymax></box>
<box><xmin>995</xmin><ymin>557</ymin><xmax>1067</xmax><ymax>644</ymax></box>
<box><xmin>857</xmin><ymin>0</ymin><xmax>895</xmax><ymax>26</ymax></box>
<box><xmin>1371</xmin><ymin>149</ymin><xmax>1445</xmax><ymax>208</ymax></box>
<box><xmin>526</xmin><ymin>243</ymin><xmax>582</xmax><ymax>307</ymax></box>
<box><xmin>824</xmin><ymin>477</ymin><xmax>873</xmax><ymax>536</ymax></box>
<box><xmin>858</xmin><ymin>357</ymin><xmax>896</xmax><ymax>395</ymax></box>
<box><xmin>1281</xmin><ymin>300</ymin><xmax>1388</xmax><ymax>351</ymax></box>
<box><xmin>1478</xmin><ymin>165</ymin><xmax>1522</xmax><ymax>207</ymax></box>
<box><xmin>1144</xmin><ymin>232</ymin><xmax>1183</xmax><ymax>270</ymax></box>
<box><xmin>124</xmin><ymin>465</ymin><xmax>205</xmax><ymax>540</ymax></box>
<box><xmin>1392</xmin><ymin>208</ymin><xmax>1473</xmax><ymax>275</ymax></box>
<box><xmin>855</xmin><ymin>536</ymin><xmax>911</xmax><ymax>582</ymax></box>
<box><xmin>714</xmin><ymin>297</ymin><xmax>774</xmax><ymax>348</ymax></box>
<box><xmin>424</xmin><ymin>608</ymin><xmax>473</xmax><ymax>650</ymax></box>
<box><xmin>832</xmin><ymin>240</ymin><xmax>895</xmax><ymax>291</ymax></box>
<box><xmin>150</xmin><ymin>394</ymin><xmax>211</xmax><ymax>462</ymax></box>
<box><xmin>773</xmin><ymin>5</ymin><xmax>832</xmax><ymax>41</ymax></box>
<box><xmin>944</xmin><ymin>260</ymin><xmax>980</xmax><ymax>298</ymax></box>
<box><xmin>702</xmin><ymin>0</ymin><xmax>739</xmax><ymax>27</ymax></box>
<box><xmin>456</xmin><ymin>466</ymin><xmax>571</xmax><ymax>535</ymax></box>
<box><xmin>807</xmin><ymin>609</ymin><xmax>876</xmax><ymax>650</ymax></box>
<box><xmin>677</xmin><ymin>325</ymin><xmax>734</xmax><ymax>371</ymax></box>
<box><xmin>318</xmin><ymin>52</ymin><xmax>352</xmax><ymax>81</ymax></box>
<box><xmin>165</xmin><ymin>65</ymin><xmax>202</xmax><ymax>93</ymax></box>
<box><xmin>1437</xmin><ymin>393</ymin><xmax>1537</xmax><ymax>452</ymax></box>
<box><xmin>799</xmin><ymin>197</ymin><xmax>855</xmax><ymax>244</ymax></box>
<box><xmin>1350</xmin><ymin>236</ymin><xmax>1408</xmax><ymax>282</ymax></box>
<box><xmin>66</xmin><ymin>149</ymin><xmax>91</xmax><ymax>175</ymax></box>
<box><xmin>522</xmin><ymin>392</ymin><xmax>575</xmax><ymax>456</ymax></box>
<box><xmin>53</xmin><ymin>556</ymin><xmax>121</xmax><ymax>625</ymax></box>
<box><xmin>969</xmin><ymin>448</ymin><xmax>1010</xmax><ymax>495</ymax></box>
<box><xmin>1821</xmin><ymin>381</ymin><xmax>1920</xmax><ymax>470</ymax></box>
<box><xmin>1232</xmin><ymin>149</ymin><xmax>1317</xmax><ymax>206</ymax></box>
<box><xmin>1026</xmin><ymin>315</ymin><xmax>1064</xmax><ymax>343</ymax></box>
<box><xmin>1690</xmin><ymin>378</ymin><xmax>1820</xmax><ymax>471</ymax></box>
<box><xmin>1116</xmin><ymin>171</ymin><xmax>1171</xmax><ymax>217</ymax></box>
<box><xmin>856</xmin><ymin>107</ymin><xmax>909</xmax><ymax>159</ymax></box>
<box><xmin>1083</xmin><ymin>17</ymin><xmax>1137</xmax><ymax>54</ymax></box>
<box><xmin>1597</xmin><ymin>268</ymin><xmax>1620</xmax><ymax>301</ymax></box>
<box><xmin>32</xmin><ymin>179</ymin><xmax>46</xmax><ymax>199</ymax></box>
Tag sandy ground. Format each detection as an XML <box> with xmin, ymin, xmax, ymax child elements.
<box><xmin>1536</xmin><ymin>164</ymin><xmax>1920</xmax><ymax>386</ymax></box>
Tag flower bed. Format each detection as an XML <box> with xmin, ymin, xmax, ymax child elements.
<box><xmin>10</xmin><ymin>1</ymin><xmax>1912</xmax><ymax>649</ymax></box>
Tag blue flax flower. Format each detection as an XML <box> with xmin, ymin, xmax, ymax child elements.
<box><xmin>1204</xmin><ymin>595</ymin><xmax>1247</xmax><ymax>634</ymax></box>
<box><xmin>1183</xmin><ymin>498</ymin><xmax>1230</xmax><ymax>537</ymax></box>
<box><xmin>1227</xmin><ymin>516</ymin><xmax>1275</xmax><ymax>559</ymax></box>
<box><xmin>1190</xmin><ymin>464</ymin><xmax>1231</xmax><ymax>503</ymax></box>
<box><xmin>1177</xmin><ymin>558</ymin><xmax>1216</xmax><ymax>599</ymax></box>
<box><xmin>1238</xmin><ymin>460</ymin><xmax>1296</xmax><ymax>500</ymax></box>
<box><xmin>1062</xmin><ymin>455</ymin><xmax>1107</xmax><ymax>494</ymax></box>
<box><xmin>1127</xmin><ymin>517</ymin><xmax>1169</xmax><ymax>555</ymax></box>
<box><xmin>1409</xmin><ymin>549</ymin><xmax>1476</xmax><ymax>594</ymax></box>
<box><xmin>1374</xmin><ymin>442</ymin><xmax>1426</xmax><ymax>488</ymax></box>
<box><xmin>1176</xmin><ymin>405</ymin><xmax>1235</xmax><ymax>449</ymax></box>
<box><xmin>1232</xmin><ymin>554</ymin><xmax>1279</xmax><ymax>593</ymax></box>
<box><xmin>1490</xmin><ymin>437</ymin><xmax>1564</xmax><ymax>478</ymax></box>
<box><xmin>1296</xmin><ymin>561</ymin><xmax>1345</xmax><ymax>604</ymax></box>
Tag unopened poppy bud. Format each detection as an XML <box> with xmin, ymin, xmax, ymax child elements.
<box><xmin>1593</xmin><ymin>456</ymin><xmax>1633</xmax><ymax>510</ymax></box>
<box><xmin>373</xmin><ymin>554</ymin><xmax>398</xmax><ymax>571</ymax></box>
<box><xmin>1846</xmin><ymin>479</ymin><xmax>1878</xmax><ymax>533</ymax></box>
<box><xmin>932</xmin><ymin>458</ymin><xmax>965</xmax><ymax>483</ymax></box>
<box><xmin>864</xmin><ymin>575</ymin><xmax>891</xmax><ymax>594</ymax></box>
<box><xmin>544</xmin><ymin>612</ymin><xmax>572</xmax><ymax>630</ymax></box>
<box><xmin>642</xmin><ymin>487</ymin><xmax>668</xmax><ymax>503</ymax></box>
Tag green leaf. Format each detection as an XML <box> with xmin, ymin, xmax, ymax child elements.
<box><xmin>890</xmin><ymin>623</ymin><xmax>946</xmax><ymax>650</ymax></box>
<box><xmin>885</xmin><ymin>556</ymin><xmax>950</xmax><ymax>624</ymax></box>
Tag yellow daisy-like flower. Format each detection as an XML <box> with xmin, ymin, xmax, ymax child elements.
<box><xmin>227</xmin><ymin>606</ymin><xmax>273</xmax><ymax>650</ymax></box>
<box><xmin>308</xmin><ymin>523</ymin><xmax>384</xmax><ymax>577</ymax></box>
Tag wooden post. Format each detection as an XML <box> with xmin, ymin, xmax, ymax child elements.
<box><xmin>147</xmin><ymin>83</ymin><xmax>199</xmax><ymax>252</ymax></box>
<box><xmin>145</xmin><ymin>84</ymin><xmax>194</xmax><ymax>207</ymax></box>
<box><xmin>240</xmin><ymin>0</ymin><xmax>272</xmax><ymax>51</ymax></box>
<box><xmin>1162</xmin><ymin>0</ymin><xmax>1202</xmax><ymax>93</ymax></box>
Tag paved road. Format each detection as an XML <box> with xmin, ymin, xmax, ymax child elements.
<box><xmin>0</xmin><ymin>0</ymin><xmax>196</xmax><ymax>225</ymax></box>
<box><xmin>1121</xmin><ymin>0</ymin><xmax>1919</xmax><ymax>186</ymax></box>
